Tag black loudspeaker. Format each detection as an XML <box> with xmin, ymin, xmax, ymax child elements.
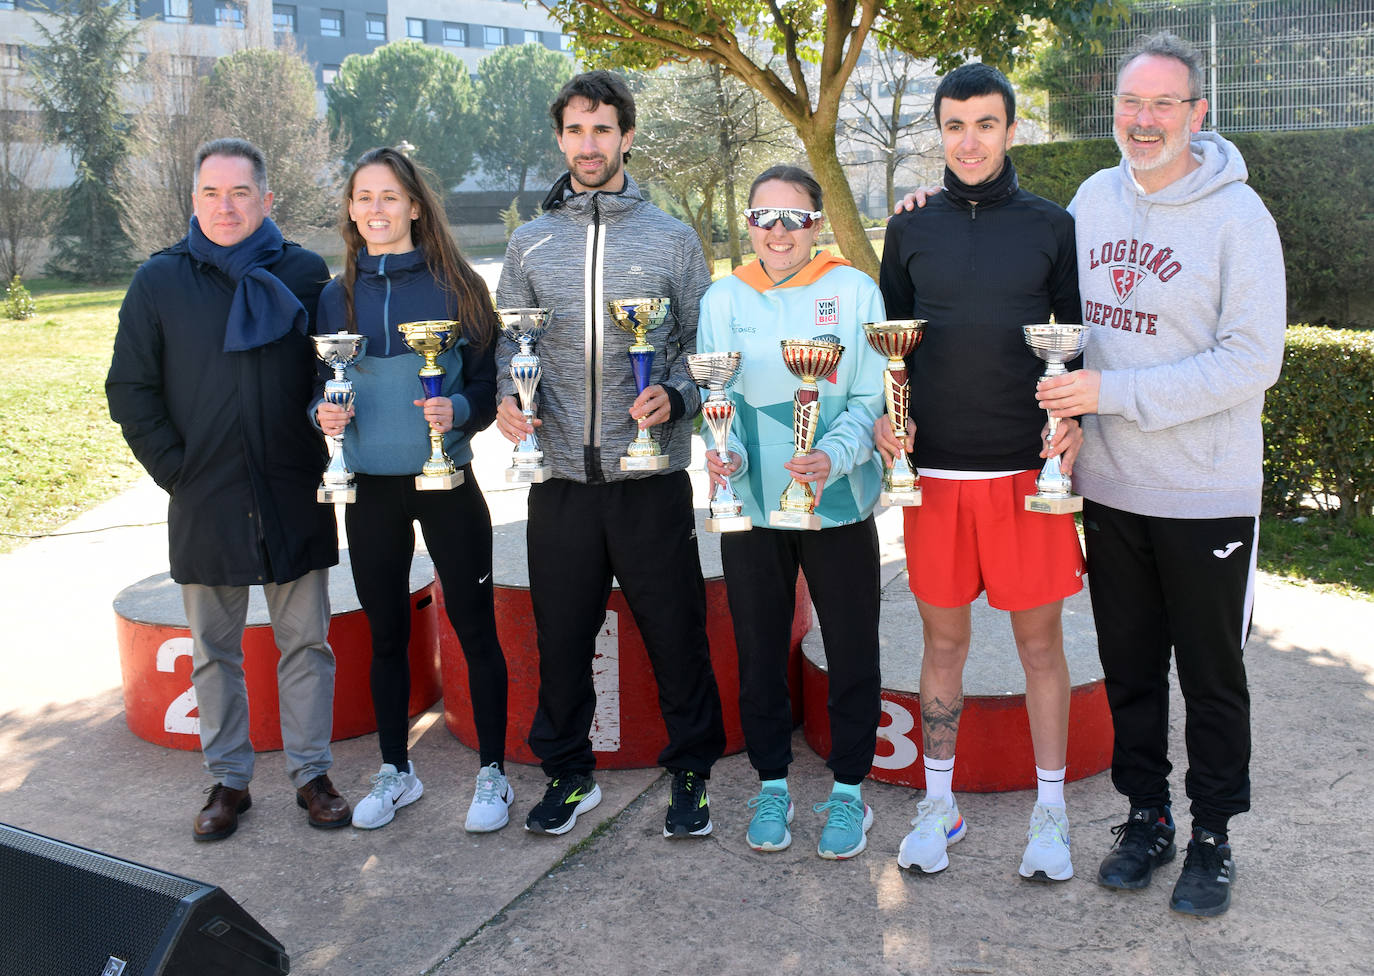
<box><xmin>0</xmin><ymin>822</ymin><xmax>290</xmax><ymax>976</ymax></box>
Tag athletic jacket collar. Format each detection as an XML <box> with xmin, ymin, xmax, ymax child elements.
<box><xmin>732</xmin><ymin>250</ymin><xmax>852</xmax><ymax>293</ymax></box>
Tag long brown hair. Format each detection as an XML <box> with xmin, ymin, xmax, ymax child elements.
<box><xmin>338</xmin><ymin>147</ymin><xmax>496</xmax><ymax>350</ymax></box>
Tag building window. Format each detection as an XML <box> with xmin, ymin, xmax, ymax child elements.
<box><xmin>0</xmin><ymin>1</ymin><xmax>16</xmax><ymax>10</ymax></box>
<box><xmin>320</xmin><ymin>8</ymin><xmax>342</xmax><ymax>37</ymax></box>
<box><xmin>214</xmin><ymin>1</ymin><xmax>244</xmax><ymax>28</ymax></box>
<box><xmin>122</xmin><ymin>0</ymin><xmax>137</xmax><ymax>18</ymax></box>
<box><xmin>322</xmin><ymin>64</ymin><xmax>340</xmax><ymax>85</ymax></box>
<box><xmin>406</xmin><ymin>17</ymin><xmax>425</xmax><ymax>40</ymax></box>
<box><xmin>365</xmin><ymin>13</ymin><xmax>385</xmax><ymax>40</ymax></box>
<box><xmin>559</xmin><ymin>33</ymin><xmax>574</xmax><ymax>52</ymax></box>
<box><xmin>483</xmin><ymin>26</ymin><xmax>504</xmax><ymax>49</ymax></box>
<box><xmin>524</xmin><ymin>30</ymin><xmax>542</xmax><ymax>46</ymax></box>
<box><xmin>442</xmin><ymin>22</ymin><xmax>465</xmax><ymax>46</ymax></box>
<box><xmin>0</xmin><ymin>44</ymin><xmax>21</xmax><ymax>73</ymax></box>
<box><xmin>163</xmin><ymin>0</ymin><xmax>190</xmax><ymax>24</ymax></box>
<box><xmin>272</xmin><ymin>4</ymin><xmax>296</xmax><ymax>33</ymax></box>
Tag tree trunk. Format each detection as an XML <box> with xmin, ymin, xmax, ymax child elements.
<box><xmin>713</xmin><ymin>66</ymin><xmax>744</xmax><ymax>269</ymax></box>
<box><xmin>801</xmin><ymin>128</ymin><xmax>879</xmax><ymax>280</ymax></box>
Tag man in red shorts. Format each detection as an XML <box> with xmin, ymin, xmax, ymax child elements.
<box><xmin>874</xmin><ymin>63</ymin><xmax>1084</xmax><ymax>881</ymax></box>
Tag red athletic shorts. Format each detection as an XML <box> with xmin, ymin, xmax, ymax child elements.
<box><xmin>904</xmin><ymin>471</ymin><xmax>1085</xmax><ymax>611</ymax></box>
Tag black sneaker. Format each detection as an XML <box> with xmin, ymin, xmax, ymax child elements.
<box><xmin>1170</xmin><ymin>828</ymin><xmax>1235</xmax><ymax>917</ymax></box>
<box><xmin>663</xmin><ymin>769</ymin><xmax>712</xmax><ymax>838</ymax></box>
<box><xmin>1097</xmin><ymin>805</ymin><xmax>1176</xmax><ymax>889</ymax></box>
<box><xmin>524</xmin><ymin>773</ymin><xmax>601</xmax><ymax>835</ymax></box>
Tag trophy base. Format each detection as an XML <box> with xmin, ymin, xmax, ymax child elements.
<box><xmin>1025</xmin><ymin>493</ymin><xmax>1083</xmax><ymax>515</ymax></box>
<box><xmin>705</xmin><ymin>515</ymin><xmax>753</xmax><ymax>533</ymax></box>
<box><xmin>416</xmin><ymin>470</ymin><xmax>464</xmax><ymax>491</ymax></box>
<box><xmin>506</xmin><ymin>465</ymin><xmax>551</xmax><ymax>484</ymax></box>
<box><xmin>621</xmin><ymin>454</ymin><xmax>670</xmax><ymax>471</ymax></box>
<box><xmin>317</xmin><ymin>485</ymin><xmax>356</xmax><ymax>504</ymax></box>
<box><xmin>769</xmin><ymin>510</ymin><xmax>821</xmax><ymax>531</ymax></box>
<box><xmin>880</xmin><ymin>488</ymin><xmax>922</xmax><ymax>507</ymax></box>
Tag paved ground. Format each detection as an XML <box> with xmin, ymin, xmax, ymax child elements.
<box><xmin>2</xmin><ymin>270</ymin><xmax>1371</xmax><ymax>973</ymax></box>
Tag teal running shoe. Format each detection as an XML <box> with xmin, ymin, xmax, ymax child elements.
<box><xmin>815</xmin><ymin>793</ymin><xmax>874</xmax><ymax>860</ymax></box>
<box><xmin>745</xmin><ymin>786</ymin><xmax>794</xmax><ymax>852</ymax></box>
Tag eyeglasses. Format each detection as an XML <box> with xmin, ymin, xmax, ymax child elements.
<box><xmin>744</xmin><ymin>207</ymin><xmax>823</xmax><ymax>231</ymax></box>
<box><xmin>1114</xmin><ymin>95</ymin><xmax>1201</xmax><ymax>120</ymax></box>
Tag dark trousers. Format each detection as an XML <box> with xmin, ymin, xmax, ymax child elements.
<box><xmin>721</xmin><ymin>518</ymin><xmax>882</xmax><ymax>784</ymax></box>
<box><xmin>526</xmin><ymin>472</ymin><xmax>726</xmax><ymax>777</ymax></box>
<box><xmin>1083</xmin><ymin>500</ymin><xmax>1255</xmax><ymax>834</ymax></box>
<box><xmin>346</xmin><ymin>468</ymin><xmax>507</xmax><ymax>769</ymax></box>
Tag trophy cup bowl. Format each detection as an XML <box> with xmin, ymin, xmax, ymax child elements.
<box><xmin>498</xmin><ymin>306</ymin><xmax>554</xmax><ymax>484</ymax></box>
<box><xmin>1023</xmin><ymin>322</ymin><xmax>1090</xmax><ymax>514</ymax></box>
<box><xmin>769</xmin><ymin>336</ymin><xmax>844</xmax><ymax>530</ymax></box>
<box><xmin>862</xmin><ymin>319</ymin><xmax>927</xmax><ymax>507</ymax></box>
<box><xmin>398</xmin><ymin>319</ymin><xmax>464</xmax><ymax>490</ymax></box>
<box><xmin>608</xmin><ymin>297</ymin><xmax>672</xmax><ymax>471</ymax></box>
<box><xmin>686</xmin><ymin>351</ymin><xmax>751</xmax><ymax>533</ymax></box>
<box><xmin>312</xmin><ymin>332</ymin><xmax>368</xmax><ymax>503</ymax></box>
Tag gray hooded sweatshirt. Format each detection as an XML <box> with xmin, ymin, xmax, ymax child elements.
<box><xmin>495</xmin><ymin>172</ymin><xmax>708</xmax><ymax>484</ymax></box>
<box><xmin>1068</xmin><ymin>131</ymin><xmax>1286</xmax><ymax>519</ymax></box>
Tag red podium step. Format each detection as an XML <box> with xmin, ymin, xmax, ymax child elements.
<box><xmin>114</xmin><ymin>550</ymin><xmax>440</xmax><ymax>751</ymax></box>
<box><xmin>802</xmin><ymin>583</ymin><xmax>1113</xmax><ymax>792</ymax></box>
<box><xmin>437</xmin><ymin>514</ymin><xmax>811</xmax><ymax>768</ymax></box>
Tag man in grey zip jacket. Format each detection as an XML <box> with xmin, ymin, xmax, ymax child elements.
<box><xmin>1037</xmin><ymin>32</ymin><xmax>1285</xmax><ymax>918</ymax></box>
<box><xmin>495</xmin><ymin>71</ymin><xmax>726</xmax><ymax>839</ymax></box>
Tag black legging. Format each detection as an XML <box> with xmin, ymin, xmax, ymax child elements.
<box><xmin>345</xmin><ymin>466</ymin><xmax>507</xmax><ymax>770</ymax></box>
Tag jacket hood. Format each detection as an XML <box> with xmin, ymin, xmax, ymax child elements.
<box><xmin>541</xmin><ymin>170</ymin><xmax>646</xmax><ymax>217</ymax></box>
<box><xmin>1117</xmin><ymin>130</ymin><xmax>1249</xmax><ymax>206</ymax></box>
<box><xmin>733</xmin><ymin>250</ymin><xmax>852</xmax><ymax>293</ymax></box>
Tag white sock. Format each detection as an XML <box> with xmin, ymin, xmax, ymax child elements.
<box><xmin>924</xmin><ymin>755</ymin><xmax>955</xmax><ymax>801</ymax></box>
<box><xmin>1036</xmin><ymin>765</ymin><xmax>1066</xmax><ymax>807</ymax></box>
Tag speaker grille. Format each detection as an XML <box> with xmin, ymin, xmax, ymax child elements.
<box><xmin>0</xmin><ymin>824</ymin><xmax>208</xmax><ymax>976</ymax></box>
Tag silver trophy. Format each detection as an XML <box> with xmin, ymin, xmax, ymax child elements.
<box><xmin>862</xmin><ymin>319</ymin><xmax>926</xmax><ymax>507</ymax></box>
<box><xmin>1023</xmin><ymin>323</ymin><xmax>1090</xmax><ymax>514</ymax></box>
<box><xmin>498</xmin><ymin>307</ymin><xmax>554</xmax><ymax>484</ymax></box>
<box><xmin>687</xmin><ymin>352</ymin><xmax>751</xmax><ymax>533</ymax></box>
<box><xmin>312</xmin><ymin>331</ymin><xmax>368</xmax><ymax>503</ymax></box>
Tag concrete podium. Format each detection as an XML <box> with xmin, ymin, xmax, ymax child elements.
<box><xmin>802</xmin><ymin>577</ymin><xmax>1113</xmax><ymax>792</ymax></box>
<box><xmin>114</xmin><ymin>550</ymin><xmax>441</xmax><ymax>751</ymax></box>
<box><xmin>437</xmin><ymin>507</ymin><xmax>810</xmax><ymax>769</ymax></box>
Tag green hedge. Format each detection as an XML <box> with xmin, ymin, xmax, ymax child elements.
<box><xmin>1261</xmin><ymin>326</ymin><xmax>1374</xmax><ymax>520</ymax></box>
<box><xmin>1011</xmin><ymin>126</ymin><xmax>1374</xmax><ymax>328</ymax></box>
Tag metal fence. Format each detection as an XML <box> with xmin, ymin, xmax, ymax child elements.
<box><xmin>1049</xmin><ymin>0</ymin><xmax>1374</xmax><ymax>137</ymax></box>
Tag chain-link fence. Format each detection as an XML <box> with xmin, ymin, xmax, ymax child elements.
<box><xmin>1045</xmin><ymin>0</ymin><xmax>1373</xmax><ymax>137</ymax></box>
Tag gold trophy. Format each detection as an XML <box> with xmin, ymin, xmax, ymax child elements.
<box><xmin>608</xmin><ymin>297</ymin><xmax>671</xmax><ymax>471</ymax></box>
<box><xmin>862</xmin><ymin>319</ymin><xmax>927</xmax><ymax>507</ymax></box>
<box><xmin>312</xmin><ymin>331</ymin><xmax>368</xmax><ymax>503</ymax></box>
<box><xmin>1023</xmin><ymin>323</ymin><xmax>1090</xmax><ymax>514</ymax></box>
<box><xmin>686</xmin><ymin>351</ymin><xmax>751</xmax><ymax>532</ymax></box>
<box><xmin>769</xmin><ymin>336</ymin><xmax>844</xmax><ymax>530</ymax></box>
<box><xmin>398</xmin><ymin>320</ymin><xmax>464</xmax><ymax>490</ymax></box>
<box><xmin>498</xmin><ymin>306</ymin><xmax>554</xmax><ymax>483</ymax></box>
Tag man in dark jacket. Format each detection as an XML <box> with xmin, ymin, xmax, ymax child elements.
<box><xmin>107</xmin><ymin>138</ymin><xmax>350</xmax><ymax>840</ymax></box>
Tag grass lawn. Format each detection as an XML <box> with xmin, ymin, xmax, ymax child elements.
<box><xmin>0</xmin><ymin>282</ymin><xmax>145</xmax><ymax>553</ymax></box>
<box><xmin>1</xmin><ymin>279</ymin><xmax>1369</xmax><ymax>602</ymax></box>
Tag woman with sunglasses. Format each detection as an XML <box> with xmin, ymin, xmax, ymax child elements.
<box><xmin>698</xmin><ymin>165</ymin><xmax>888</xmax><ymax>859</ymax></box>
<box><xmin>312</xmin><ymin>148</ymin><xmax>512</xmax><ymax>832</ymax></box>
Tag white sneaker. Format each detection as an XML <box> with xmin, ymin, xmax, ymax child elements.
<box><xmin>352</xmin><ymin>762</ymin><xmax>423</xmax><ymax>829</ymax></box>
<box><xmin>1019</xmin><ymin>802</ymin><xmax>1073</xmax><ymax>881</ymax></box>
<box><xmin>897</xmin><ymin>794</ymin><xmax>967</xmax><ymax>874</ymax></box>
<box><xmin>464</xmin><ymin>763</ymin><xmax>513</xmax><ymax>833</ymax></box>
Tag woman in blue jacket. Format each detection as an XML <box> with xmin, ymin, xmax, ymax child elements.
<box><xmin>698</xmin><ymin>166</ymin><xmax>888</xmax><ymax>859</ymax></box>
<box><xmin>314</xmin><ymin>147</ymin><xmax>511</xmax><ymax>832</ymax></box>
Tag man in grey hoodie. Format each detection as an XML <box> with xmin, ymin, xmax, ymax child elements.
<box><xmin>1037</xmin><ymin>32</ymin><xmax>1286</xmax><ymax>917</ymax></box>
<box><xmin>494</xmin><ymin>71</ymin><xmax>726</xmax><ymax>840</ymax></box>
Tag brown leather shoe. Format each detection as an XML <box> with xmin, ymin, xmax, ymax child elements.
<box><xmin>193</xmin><ymin>783</ymin><xmax>251</xmax><ymax>842</ymax></box>
<box><xmin>296</xmin><ymin>773</ymin><xmax>351</xmax><ymax>828</ymax></box>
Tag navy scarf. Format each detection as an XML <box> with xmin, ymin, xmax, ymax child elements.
<box><xmin>188</xmin><ymin>215</ymin><xmax>307</xmax><ymax>352</ymax></box>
